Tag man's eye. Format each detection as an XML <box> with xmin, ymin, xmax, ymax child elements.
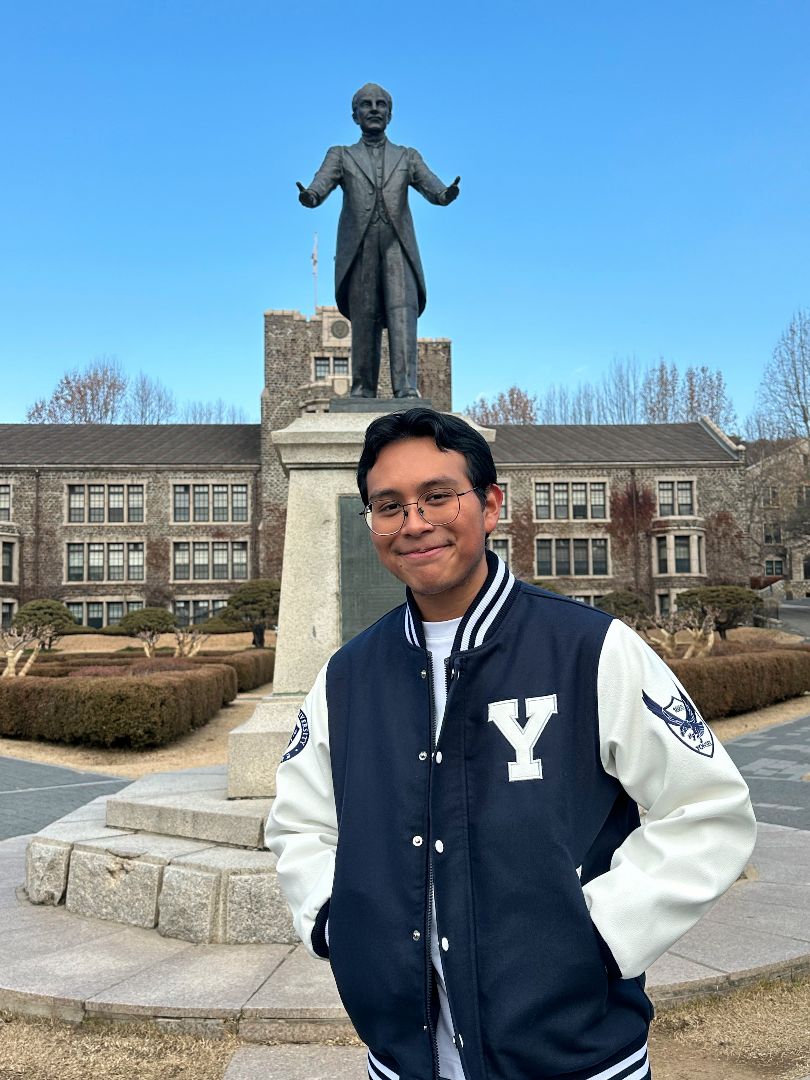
<box><xmin>374</xmin><ymin>502</ymin><xmax>401</xmax><ymax>516</ymax></box>
<box><xmin>423</xmin><ymin>491</ymin><xmax>453</xmax><ymax>506</ymax></box>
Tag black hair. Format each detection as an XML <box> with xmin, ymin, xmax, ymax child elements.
<box><xmin>356</xmin><ymin>408</ymin><xmax>497</xmax><ymax>506</ymax></box>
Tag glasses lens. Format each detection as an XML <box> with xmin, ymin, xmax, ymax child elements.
<box><xmin>418</xmin><ymin>490</ymin><xmax>460</xmax><ymax>525</ymax></box>
<box><xmin>366</xmin><ymin>500</ymin><xmax>404</xmax><ymax>534</ymax></box>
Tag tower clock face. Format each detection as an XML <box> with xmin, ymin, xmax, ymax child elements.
<box><xmin>331</xmin><ymin>319</ymin><xmax>349</xmax><ymax>340</ymax></box>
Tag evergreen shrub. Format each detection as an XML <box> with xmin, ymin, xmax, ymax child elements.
<box><xmin>670</xmin><ymin>650</ymin><xmax>810</xmax><ymax>720</ymax></box>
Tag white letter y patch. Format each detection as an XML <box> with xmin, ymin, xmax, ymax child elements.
<box><xmin>488</xmin><ymin>696</ymin><xmax>557</xmax><ymax>781</ymax></box>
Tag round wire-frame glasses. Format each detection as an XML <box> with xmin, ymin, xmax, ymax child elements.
<box><xmin>360</xmin><ymin>488</ymin><xmax>482</xmax><ymax>535</ymax></box>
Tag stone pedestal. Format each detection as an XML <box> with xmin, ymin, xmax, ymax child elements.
<box><xmin>228</xmin><ymin>412</ymin><xmax>405</xmax><ymax>796</ymax></box>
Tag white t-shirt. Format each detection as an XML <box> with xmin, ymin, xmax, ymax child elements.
<box><xmin>423</xmin><ymin>617</ymin><xmax>465</xmax><ymax>1080</ymax></box>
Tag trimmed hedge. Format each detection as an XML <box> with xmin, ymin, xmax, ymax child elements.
<box><xmin>670</xmin><ymin>650</ymin><xmax>810</xmax><ymax>721</ymax></box>
<box><xmin>193</xmin><ymin>649</ymin><xmax>275</xmax><ymax>691</ymax></box>
<box><xmin>0</xmin><ymin>664</ymin><xmax>237</xmax><ymax>748</ymax></box>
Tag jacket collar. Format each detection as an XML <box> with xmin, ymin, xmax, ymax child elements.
<box><xmin>403</xmin><ymin>550</ymin><xmax>519</xmax><ymax>654</ymax></box>
<box><xmin>346</xmin><ymin>138</ymin><xmax>405</xmax><ymax>189</ymax></box>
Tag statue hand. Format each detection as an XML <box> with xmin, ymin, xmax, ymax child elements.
<box><xmin>443</xmin><ymin>176</ymin><xmax>460</xmax><ymax>204</ymax></box>
<box><xmin>296</xmin><ymin>181</ymin><xmax>318</xmax><ymax>208</ymax></box>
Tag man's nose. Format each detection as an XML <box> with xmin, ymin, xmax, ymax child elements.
<box><xmin>400</xmin><ymin>505</ymin><xmax>433</xmax><ymax>534</ymax></box>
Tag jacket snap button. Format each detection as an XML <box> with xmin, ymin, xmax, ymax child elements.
<box><xmin>412</xmin><ymin>930</ymin><xmax>421</xmax><ymax>941</ymax></box>
<box><xmin>434</xmin><ymin>840</ymin><xmax>444</xmax><ymax>853</ymax></box>
<box><xmin>435</xmin><ymin>751</ymin><xmax>443</xmax><ymax>764</ymax></box>
<box><xmin>412</xmin><ymin>835</ymin><xmax>423</xmax><ymax>846</ymax></box>
<box><xmin>420</xmin><ymin>669</ymin><xmax>427</xmax><ymax>679</ymax></box>
<box><xmin>419</xmin><ymin>751</ymin><xmax>428</xmax><ymax>761</ymax></box>
<box><xmin>441</xmin><ymin>937</ymin><xmax>449</xmax><ymax>951</ymax></box>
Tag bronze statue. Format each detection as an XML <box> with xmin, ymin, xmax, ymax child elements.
<box><xmin>297</xmin><ymin>83</ymin><xmax>460</xmax><ymax>398</ymax></box>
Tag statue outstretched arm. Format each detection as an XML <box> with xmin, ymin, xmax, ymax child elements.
<box><xmin>297</xmin><ymin>147</ymin><xmax>343</xmax><ymax>208</ymax></box>
<box><xmin>409</xmin><ymin>150</ymin><xmax>460</xmax><ymax>206</ymax></box>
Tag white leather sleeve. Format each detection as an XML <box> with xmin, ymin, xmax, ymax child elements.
<box><xmin>264</xmin><ymin>662</ymin><xmax>337</xmax><ymax>957</ymax></box>
<box><xmin>582</xmin><ymin>618</ymin><xmax>757</xmax><ymax>978</ymax></box>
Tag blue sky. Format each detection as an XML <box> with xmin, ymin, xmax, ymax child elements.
<box><xmin>2</xmin><ymin>1</ymin><xmax>808</xmax><ymax>427</ymax></box>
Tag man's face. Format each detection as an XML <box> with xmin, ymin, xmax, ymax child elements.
<box><xmin>353</xmin><ymin>87</ymin><xmax>390</xmax><ymax>136</ymax></box>
<box><xmin>364</xmin><ymin>437</ymin><xmax>502</xmax><ymax>621</ymax></box>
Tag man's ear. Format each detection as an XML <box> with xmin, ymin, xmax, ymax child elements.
<box><xmin>483</xmin><ymin>484</ymin><xmax>503</xmax><ymax>535</ymax></box>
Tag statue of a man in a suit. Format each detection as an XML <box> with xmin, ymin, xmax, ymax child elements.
<box><xmin>297</xmin><ymin>83</ymin><xmax>460</xmax><ymax>399</ymax></box>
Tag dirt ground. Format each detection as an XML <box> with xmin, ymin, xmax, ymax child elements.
<box><xmin>1</xmin><ymin>977</ymin><xmax>809</xmax><ymax>1078</ymax></box>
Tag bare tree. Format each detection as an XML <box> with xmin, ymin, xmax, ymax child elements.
<box><xmin>746</xmin><ymin>309</ymin><xmax>810</xmax><ymax>441</ymax></box>
<box><xmin>122</xmin><ymin>372</ymin><xmax>177</xmax><ymax>423</ymax></box>
<box><xmin>179</xmin><ymin>398</ymin><xmax>250</xmax><ymax>423</ymax></box>
<box><xmin>598</xmin><ymin>356</ymin><xmax>645</xmax><ymax>423</ymax></box>
<box><xmin>465</xmin><ymin>386</ymin><xmax>538</xmax><ymax>425</ymax></box>
<box><xmin>27</xmin><ymin>357</ymin><xmax>128</xmax><ymax>423</ymax></box>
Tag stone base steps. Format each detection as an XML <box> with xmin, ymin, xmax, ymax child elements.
<box><xmin>25</xmin><ymin>778</ymin><xmax>294</xmax><ymax>944</ymax></box>
<box><xmin>224</xmin><ymin>1045</ymin><xmax>367</xmax><ymax>1079</ymax></box>
<box><xmin>105</xmin><ymin>766</ymin><xmax>273</xmax><ymax>849</ymax></box>
<box><xmin>227</xmin><ymin>696</ymin><xmax>304</xmax><ymax>797</ymax></box>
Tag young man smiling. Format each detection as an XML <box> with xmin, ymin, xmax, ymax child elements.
<box><xmin>267</xmin><ymin>408</ymin><xmax>756</xmax><ymax>1080</ymax></box>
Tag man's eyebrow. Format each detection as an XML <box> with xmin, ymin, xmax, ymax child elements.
<box><xmin>367</xmin><ymin>477</ymin><xmax>463</xmax><ymax>499</ymax></box>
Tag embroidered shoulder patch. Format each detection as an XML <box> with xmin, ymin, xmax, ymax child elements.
<box><xmin>642</xmin><ymin>685</ymin><xmax>714</xmax><ymax>758</ymax></box>
<box><xmin>281</xmin><ymin>709</ymin><xmax>310</xmax><ymax>763</ymax></box>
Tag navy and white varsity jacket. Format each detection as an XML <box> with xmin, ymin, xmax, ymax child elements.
<box><xmin>266</xmin><ymin>552</ymin><xmax>757</xmax><ymax>1080</ymax></box>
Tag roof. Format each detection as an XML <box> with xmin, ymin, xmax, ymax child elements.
<box><xmin>490</xmin><ymin>422</ymin><xmax>741</xmax><ymax>465</ymax></box>
<box><xmin>0</xmin><ymin>425</ymin><xmax>261</xmax><ymax>467</ymax></box>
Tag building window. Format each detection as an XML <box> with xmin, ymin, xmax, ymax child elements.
<box><xmin>232</xmin><ymin>541</ymin><xmax>248</xmax><ymax>579</ymax></box>
<box><xmin>108</xmin><ymin>485</ymin><xmax>125</xmax><ymax>523</ymax></box>
<box><xmin>658</xmin><ymin>480</ymin><xmax>694</xmax><ymax>517</ymax></box>
<box><xmin>88</xmin><ymin>485</ymin><xmax>105</xmax><ymax>523</ymax></box>
<box><xmin>193</xmin><ymin>542</ymin><xmax>209</xmax><ymax>579</ymax></box>
<box><xmin>656</xmin><ymin>536</ymin><xmax>668</xmax><ymax>574</ymax></box>
<box><xmin>674</xmin><ymin>536</ymin><xmax>691</xmax><ymax>574</ymax></box>
<box><xmin>536</xmin><ymin>539</ymin><xmax>552</xmax><ymax>577</ymax></box>
<box><xmin>657</xmin><ymin>593</ymin><xmax>671</xmax><ymax>617</ymax></box>
<box><xmin>1</xmin><ymin>541</ymin><xmax>13</xmax><ymax>583</ymax></box>
<box><xmin>534</xmin><ymin>483</ymin><xmax>550</xmax><ymax>520</ymax></box>
<box><xmin>590</xmin><ymin>483</ymin><xmax>606</xmax><ymax>519</ymax></box>
<box><xmin>0</xmin><ymin>484</ymin><xmax>9</xmax><ymax>522</ymax></box>
<box><xmin>127</xmin><ymin>600</ymin><xmax>143</xmax><ymax>613</ymax></box>
<box><xmin>86</xmin><ymin>602</ymin><xmax>104</xmax><ymax>629</ymax></box>
<box><xmin>571</xmin><ymin>483</ymin><xmax>588</xmax><ymax>520</ymax></box>
<box><xmin>193</xmin><ymin>485</ymin><xmax>209</xmax><ymax>522</ymax></box>
<box><xmin>553</xmin><ymin>483</ymin><xmax>568</xmax><ymax>520</ymax></box>
<box><xmin>174</xmin><ymin>485</ymin><xmax>190</xmax><ymax>522</ymax></box>
<box><xmin>174</xmin><ymin>542</ymin><xmax>190</xmax><ymax>580</ymax></box>
<box><xmin>88</xmin><ymin>543</ymin><xmax>105</xmax><ymax>581</ymax></box>
<box><xmin>1</xmin><ymin>601</ymin><xmax>14</xmax><ymax>629</ymax></box>
<box><xmin>314</xmin><ymin>356</ymin><xmax>330</xmax><ymax>380</ymax></box>
<box><xmin>232</xmin><ymin>484</ymin><xmax>248</xmax><ymax>522</ymax></box>
<box><xmin>498</xmin><ymin>481</ymin><xmax>509</xmax><ymax>520</ymax></box>
<box><xmin>213</xmin><ymin>485</ymin><xmax>229</xmax><ymax>522</ymax></box>
<box><xmin>66</xmin><ymin>602</ymin><xmax>83</xmax><ymax>625</ymax></box>
<box><xmin>763</xmin><ymin>523</ymin><xmax>782</xmax><ymax>545</ymax></box>
<box><xmin>334</xmin><ymin>357</ymin><xmax>349</xmax><ymax>376</ymax></box>
<box><xmin>107</xmin><ymin>602</ymin><xmax>124</xmax><ymax>626</ymax></box>
<box><xmin>107</xmin><ymin>543</ymin><xmax>125</xmax><ymax>581</ymax></box>
<box><xmin>128</xmin><ymin>542</ymin><xmax>144</xmax><ymax>581</ymax></box>
<box><xmin>67</xmin><ymin>543</ymin><xmax>85</xmax><ymax>582</ymax></box>
<box><xmin>68</xmin><ymin>485</ymin><xmax>85</xmax><ymax>523</ymax></box>
<box><xmin>764</xmin><ymin>559</ymin><xmax>784</xmax><ymax>576</ymax></box>
<box><xmin>212</xmin><ymin>541</ymin><xmax>229</xmax><ymax>579</ymax></box>
<box><xmin>193</xmin><ymin>599</ymin><xmax>211</xmax><ymax>624</ymax></box>
<box><xmin>677</xmin><ymin>481</ymin><xmax>694</xmax><ymax>516</ymax></box>
<box><xmin>536</xmin><ymin>537</ymin><xmax>609</xmax><ymax>577</ymax></box>
<box><xmin>128</xmin><ymin>485</ymin><xmax>144</xmax><ymax>523</ymax></box>
<box><xmin>489</xmin><ymin>537</ymin><xmax>509</xmax><ymax>566</ymax></box>
<box><xmin>804</xmin><ymin>557</ymin><xmax>810</xmax><ymax>581</ymax></box>
<box><xmin>174</xmin><ymin>600</ymin><xmax>190</xmax><ymax>627</ymax></box>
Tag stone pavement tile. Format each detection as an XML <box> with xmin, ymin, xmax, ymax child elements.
<box><xmin>749</xmin><ymin>854</ymin><xmax>810</xmax><ymax>885</ymax></box>
<box><xmin>701</xmin><ymin>886</ymin><xmax>810</xmax><ymax>943</ymax></box>
<box><xmin>105</xmin><ymin>788</ymin><xmax>271</xmax><ymax>848</ymax></box>
<box><xmin>224</xmin><ymin>1045</ymin><xmax>367</xmax><ymax>1080</ymax></box>
<box><xmin>0</xmin><ymin>922</ymin><xmax>192</xmax><ymax>1004</ymax></box>
<box><xmin>243</xmin><ymin>943</ymin><xmax>345</xmax><ymax>1018</ymax></box>
<box><xmin>105</xmin><ymin>766</ymin><xmax>227</xmax><ymax>798</ymax></box>
<box><xmin>86</xmin><ymin>942</ymin><xmax>290</xmax><ymax>1018</ymax></box>
<box><xmin>669</xmin><ymin>917</ymin><xmax>809</xmax><ymax>972</ymax></box>
<box><xmin>0</xmin><ymin>783</ymin><xmax>129</xmax><ymax>839</ymax></box>
<box><xmin>645</xmin><ymin>952</ymin><xmax>726</xmax><ymax>988</ymax></box>
<box><xmin>2</xmin><ymin>911</ymin><xmax>129</xmax><ymax>961</ymax></box>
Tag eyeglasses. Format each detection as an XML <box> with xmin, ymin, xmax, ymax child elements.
<box><xmin>360</xmin><ymin>488</ymin><xmax>482</xmax><ymax>535</ymax></box>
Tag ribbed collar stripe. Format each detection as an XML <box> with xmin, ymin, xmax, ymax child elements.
<box><xmin>585</xmin><ymin>1042</ymin><xmax>648</xmax><ymax>1080</ymax></box>
<box><xmin>367</xmin><ymin>1050</ymin><xmax>399</xmax><ymax>1079</ymax></box>
<box><xmin>404</xmin><ymin>550</ymin><xmax>518</xmax><ymax>654</ymax></box>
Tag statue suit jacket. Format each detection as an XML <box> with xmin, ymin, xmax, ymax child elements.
<box><xmin>305</xmin><ymin>139</ymin><xmax>449</xmax><ymax>320</ymax></box>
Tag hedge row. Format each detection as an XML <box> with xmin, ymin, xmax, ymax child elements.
<box><xmin>0</xmin><ymin>664</ymin><xmax>237</xmax><ymax>748</ymax></box>
<box><xmin>670</xmin><ymin>650</ymin><xmax>810</xmax><ymax>721</ymax></box>
<box><xmin>193</xmin><ymin>649</ymin><xmax>275</xmax><ymax>691</ymax></box>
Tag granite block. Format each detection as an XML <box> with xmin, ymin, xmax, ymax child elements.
<box><xmin>66</xmin><ymin>848</ymin><xmax>162</xmax><ymax>928</ymax></box>
<box><xmin>225</xmin><ymin>869</ymin><xmax>296</xmax><ymax>944</ymax></box>
<box><xmin>158</xmin><ymin>865</ymin><xmax>221</xmax><ymax>943</ymax></box>
<box><xmin>25</xmin><ymin>839</ymin><xmax>70</xmax><ymax>905</ymax></box>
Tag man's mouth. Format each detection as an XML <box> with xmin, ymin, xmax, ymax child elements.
<box><xmin>397</xmin><ymin>544</ymin><xmax>449</xmax><ymax>559</ymax></box>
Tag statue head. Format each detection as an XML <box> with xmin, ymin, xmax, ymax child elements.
<box><xmin>352</xmin><ymin>83</ymin><xmax>393</xmax><ymax>135</ymax></box>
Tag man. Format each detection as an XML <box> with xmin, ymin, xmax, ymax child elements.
<box><xmin>296</xmin><ymin>84</ymin><xmax>459</xmax><ymax>398</ymax></box>
<box><xmin>267</xmin><ymin>408</ymin><xmax>756</xmax><ymax>1080</ymax></box>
